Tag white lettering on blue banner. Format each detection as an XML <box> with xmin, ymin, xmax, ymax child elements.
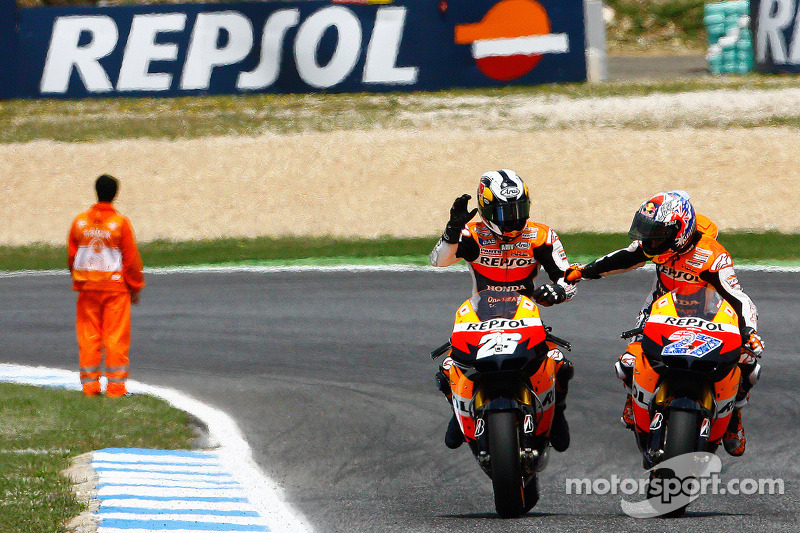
<box><xmin>39</xmin><ymin>5</ymin><xmax>418</xmax><ymax>94</ymax></box>
<box><xmin>757</xmin><ymin>0</ymin><xmax>800</xmax><ymax>64</ymax></box>
<box><xmin>118</xmin><ymin>13</ymin><xmax>186</xmax><ymax>91</ymax></box>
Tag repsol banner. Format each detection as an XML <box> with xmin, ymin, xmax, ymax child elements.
<box><xmin>5</xmin><ymin>0</ymin><xmax>585</xmax><ymax>98</ymax></box>
<box><xmin>752</xmin><ymin>0</ymin><xmax>800</xmax><ymax>72</ymax></box>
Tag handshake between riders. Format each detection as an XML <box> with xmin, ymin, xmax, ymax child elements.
<box><xmin>429</xmin><ymin>173</ymin><xmax>763</xmax><ymax>459</ymax></box>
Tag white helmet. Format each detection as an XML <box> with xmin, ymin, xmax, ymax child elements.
<box><xmin>476</xmin><ymin>169</ymin><xmax>530</xmax><ymax>241</ymax></box>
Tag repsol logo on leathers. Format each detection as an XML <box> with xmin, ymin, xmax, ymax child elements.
<box><xmin>458</xmin><ymin>318</ymin><xmax>539</xmax><ymax>331</ymax></box>
<box><xmin>478</xmin><ymin>256</ymin><xmax>537</xmax><ymax>267</ymax></box>
<box><xmin>40</xmin><ymin>6</ymin><xmax>417</xmax><ymax>94</ymax></box>
<box><xmin>657</xmin><ymin>265</ymin><xmax>702</xmax><ymax>283</ymax></box>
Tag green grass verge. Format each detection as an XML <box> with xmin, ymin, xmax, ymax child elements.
<box><xmin>0</xmin><ymin>382</ymin><xmax>196</xmax><ymax>532</ymax></box>
<box><xmin>2</xmin><ymin>232</ymin><xmax>798</xmax><ymax>272</ymax></box>
<box><xmin>3</xmin><ymin>75</ymin><xmax>800</xmax><ymax>144</ymax></box>
<box><xmin>604</xmin><ymin>0</ymin><xmax>706</xmax><ymax>50</ymax></box>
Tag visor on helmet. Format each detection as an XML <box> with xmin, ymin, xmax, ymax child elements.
<box><xmin>628</xmin><ymin>212</ymin><xmax>678</xmax><ymax>256</ymax></box>
<box><xmin>481</xmin><ymin>197</ymin><xmax>530</xmax><ymax>235</ymax></box>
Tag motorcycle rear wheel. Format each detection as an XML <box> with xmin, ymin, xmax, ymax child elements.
<box><xmin>488</xmin><ymin>411</ymin><xmax>526</xmax><ymax>518</ymax></box>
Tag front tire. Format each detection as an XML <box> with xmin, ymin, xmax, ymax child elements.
<box><xmin>488</xmin><ymin>411</ymin><xmax>525</xmax><ymax>518</ymax></box>
<box><xmin>663</xmin><ymin>409</ymin><xmax>697</xmax><ymax>459</ymax></box>
<box><xmin>649</xmin><ymin>409</ymin><xmax>698</xmax><ymax>518</ymax></box>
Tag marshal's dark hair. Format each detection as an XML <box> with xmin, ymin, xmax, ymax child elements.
<box><xmin>95</xmin><ymin>174</ymin><xmax>119</xmax><ymax>202</ymax></box>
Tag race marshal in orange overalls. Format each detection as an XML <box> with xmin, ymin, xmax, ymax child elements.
<box><xmin>68</xmin><ymin>174</ymin><xmax>145</xmax><ymax>397</ymax></box>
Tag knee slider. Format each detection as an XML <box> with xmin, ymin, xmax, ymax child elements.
<box><xmin>616</xmin><ymin>353</ymin><xmax>634</xmax><ymax>376</ymax></box>
<box><xmin>748</xmin><ymin>362</ymin><xmax>762</xmax><ymax>387</ymax></box>
<box><xmin>615</xmin><ymin>355</ymin><xmax>634</xmax><ymax>389</ymax></box>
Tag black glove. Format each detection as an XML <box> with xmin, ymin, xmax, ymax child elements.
<box><xmin>532</xmin><ymin>283</ymin><xmax>567</xmax><ymax>306</ymax></box>
<box><xmin>443</xmin><ymin>194</ymin><xmax>478</xmax><ymax>243</ymax></box>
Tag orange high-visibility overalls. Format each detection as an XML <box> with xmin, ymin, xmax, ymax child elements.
<box><xmin>68</xmin><ymin>202</ymin><xmax>144</xmax><ymax>397</ymax></box>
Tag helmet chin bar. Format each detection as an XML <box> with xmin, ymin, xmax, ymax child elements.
<box><xmin>483</xmin><ymin>216</ymin><xmax>524</xmax><ymax>241</ymax></box>
<box><xmin>641</xmin><ymin>239</ymin><xmax>671</xmax><ymax>257</ymax></box>
<box><xmin>500</xmin><ymin>230</ymin><xmax>523</xmax><ymax>242</ymax></box>
<box><xmin>642</xmin><ymin>235</ymin><xmax>697</xmax><ymax>264</ymax></box>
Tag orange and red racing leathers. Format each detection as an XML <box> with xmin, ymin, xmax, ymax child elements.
<box><xmin>578</xmin><ymin>214</ymin><xmax>757</xmax><ymax>335</ymax></box>
<box><xmin>430</xmin><ymin>220</ymin><xmax>577</xmax><ymax>413</ymax></box>
<box><xmin>429</xmin><ymin>220</ymin><xmax>577</xmax><ymax>301</ymax></box>
<box><xmin>580</xmin><ymin>214</ymin><xmax>759</xmax><ymax>410</ymax></box>
<box><xmin>68</xmin><ymin>202</ymin><xmax>145</xmax><ymax>396</ymax></box>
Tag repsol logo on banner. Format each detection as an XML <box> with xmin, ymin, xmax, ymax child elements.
<box><xmin>14</xmin><ymin>0</ymin><xmax>585</xmax><ymax>97</ymax></box>
<box><xmin>36</xmin><ymin>4</ymin><xmax>417</xmax><ymax>95</ymax></box>
<box><xmin>754</xmin><ymin>0</ymin><xmax>800</xmax><ymax>70</ymax></box>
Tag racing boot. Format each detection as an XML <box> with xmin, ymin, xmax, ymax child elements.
<box><xmin>723</xmin><ymin>408</ymin><xmax>746</xmax><ymax>456</ymax></box>
<box><xmin>621</xmin><ymin>394</ymin><xmax>635</xmax><ymax>430</ymax></box>
<box><xmin>444</xmin><ymin>413</ymin><xmax>465</xmax><ymax>449</ymax></box>
<box><xmin>436</xmin><ymin>369</ymin><xmax>464</xmax><ymax>449</ymax></box>
<box><xmin>616</xmin><ymin>348</ymin><xmax>637</xmax><ymax>430</ymax></box>
<box><xmin>723</xmin><ymin>383</ymin><xmax>753</xmax><ymax>456</ymax></box>
<box><xmin>549</xmin><ymin>358</ymin><xmax>573</xmax><ymax>452</ymax></box>
<box><xmin>549</xmin><ymin>401</ymin><xmax>570</xmax><ymax>452</ymax></box>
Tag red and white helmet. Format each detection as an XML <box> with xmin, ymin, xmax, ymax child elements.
<box><xmin>628</xmin><ymin>191</ymin><xmax>696</xmax><ymax>263</ymax></box>
<box><xmin>476</xmin><ymin>169</ymin><xmax>530</xmax><ymax>241</ymax></box>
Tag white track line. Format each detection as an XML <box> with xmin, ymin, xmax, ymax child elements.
<box><xmin>1</xmin><ymin>262</ymin><xmax>798</xmax><ymax>279</ymax></box>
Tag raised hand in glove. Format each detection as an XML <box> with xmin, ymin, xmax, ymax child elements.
<box><xmin>443</xmin><ymin>194</ymin><xmax>478</xmax><ymax>243</ymax></box>
<box><xmin>742</xmin><ymin>327</ymin><xmax>764</xmax><ymax>358</ymax></box>
<box><xmin>532</xmin><ymin>283</ymin><xmax>567</xmax><ymax>307</ymax></box>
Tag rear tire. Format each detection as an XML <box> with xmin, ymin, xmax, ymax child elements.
<box><xmin>488</xmin><ymin>411</ymin><xmax>525</xmax><ymax>518</ymax></box>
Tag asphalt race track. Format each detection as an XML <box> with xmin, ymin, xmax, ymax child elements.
<box><xmin>1</xmin><ymin>267</ymin><xmax>797</xmax><ymax>532</ymax></box>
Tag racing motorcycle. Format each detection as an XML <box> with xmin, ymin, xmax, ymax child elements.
<box><xmin>431</xmin><ymin>289</ymin><xmax>570</xmax><ymax>518</ymax></box>
<box><xmin>622</xmin><ymin>285</ymin><xmax>747</xmax><ymax>516</ymax></box>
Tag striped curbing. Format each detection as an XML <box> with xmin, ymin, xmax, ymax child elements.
<box><xmin>91</xmin><ymin>448</ymin><xmax>271</xmax><ymax>532</ymax></box>
<box><xmin>0</xmin><ymin>363</ymin><xmax>311</xmax><ymax>533</ymax></box>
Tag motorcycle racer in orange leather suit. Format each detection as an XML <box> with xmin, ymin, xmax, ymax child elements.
<box><xmin>430</xmin><ymin>169</ymin><xmax>578</xmax><ymax>452</ymax></box>
<box><xmin>565</xmin><ymin>191</ymin><xmax>762</xmax><ymax>457</ymax></box>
